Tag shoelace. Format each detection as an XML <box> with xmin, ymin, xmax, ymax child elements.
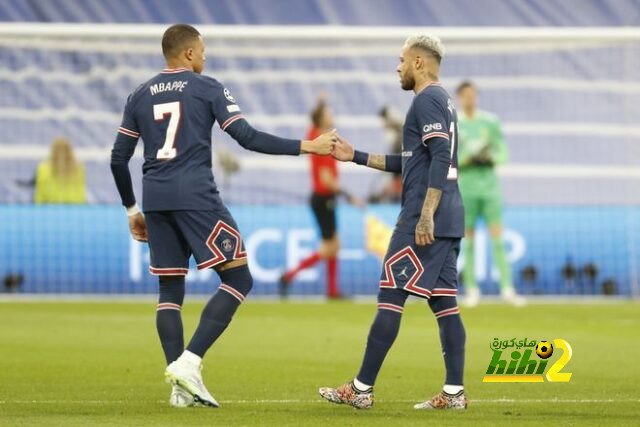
<box><xmin>337</xmin><ymin>383</ymin><xmax>356</xmax><ymax>400</ymax></box>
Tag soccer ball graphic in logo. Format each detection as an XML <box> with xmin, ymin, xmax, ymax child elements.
<box><xmin>223</xmin><ymin>88</ymin><xmax>236</xmax><ymax>103</ymax></box>
<box><xmin>536</xmin><ymin>341</ymin><xmax>554</xmax><ymax>359</ymax></box>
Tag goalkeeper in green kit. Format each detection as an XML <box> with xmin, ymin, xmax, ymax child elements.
<box><xmin>456</xmin><ymin>81</ymin><xmax>524</xmax><ymax>307</ymax></box>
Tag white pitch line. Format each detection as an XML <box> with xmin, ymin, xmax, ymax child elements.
<box><xmin>224</xmin><ymin>398</ymin><xmax>639</xmax><ymax>404</ymax></box>
<box><xmin>1</xmin><ymin>398</ymin><xmax>638</xmax><ymax>404</ymax></box>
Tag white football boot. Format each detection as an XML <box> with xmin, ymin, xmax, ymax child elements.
<box><xmin>169</xmin><ymin>384</ymin><xmax>195</xmax><ymax>408</ymax></box>
<box><xmin>463</xmin><ymin>287</ymin><xmax>481</xmax><ymax>307</ymax></box>
<box><xmin>501</xmin><ymin>286</ymin><xmax>526</xmax><ymax>307</ymax></box>
<box><xmin>165</xmin><ymin>359</ymin><xmax>219</xmax><ymax>408</ymax></box>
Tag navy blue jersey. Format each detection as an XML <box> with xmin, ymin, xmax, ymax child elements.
<box><xmin>397</xmin><ymin>83</ymin><xmax>464</xmax><ymax>238</ymax></box>
<box><xmin>111</xmin><ymin>67</ymin><xmax>300</xmax><ymax>212</ymax></box>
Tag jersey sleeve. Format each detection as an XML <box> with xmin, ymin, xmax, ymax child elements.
<box><xmin>116</xmin><ymin>94</ymin><xmax>140</xmax><ymax>141</ymax></box>
<box><xmin>209</xmin><ymin>82</ymin><xmax>245</xmax><ymax>132</ymax></box>
<box><xmin>416</xmin><ymin>95</ymin><xmax>450</xmax><ymax>146</ymax></box>
<box><xmin>385</xmin><ymin>154</ymin><xmax>402</xmax><ymax>173</ymax></box>
<box><xmin>414</xmin><ymin>94</ymin><xmax>451</xmax><ymax>190</ymax></box>
<box><xmin>110</xmin><ymin>94</ymin><xmax>139</xmax><ymax>207</ymax></box>
<box><xmin>208</xmin><ymin>80</ymin><xmax>301</xmax><ymax>155</ymax></box>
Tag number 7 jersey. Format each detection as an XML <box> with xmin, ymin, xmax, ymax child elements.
<box><xmin>113</xmin><ymin>68</ymin><xmax>244</xmax><ymax>212</ymax></box>
<box><xmin>397</xmin><ymin>83</ymin><xmax>465</xmax><ymax>238</ymax></box>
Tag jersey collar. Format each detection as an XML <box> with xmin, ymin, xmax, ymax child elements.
<box><xmin>161</xmin><ymin>67</ymin><xmax>190</xmax><ymax>74</ymax></box>
<box><xmin>416</xmin><ymin>81</ymin><xmax>442</xmax><ymax>95</ymax></box>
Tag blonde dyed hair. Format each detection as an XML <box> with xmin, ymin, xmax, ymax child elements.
<box><xmin>404</xmin><ymin>34</ymin><xmax>445</xmax><ymax>64</ymax></box>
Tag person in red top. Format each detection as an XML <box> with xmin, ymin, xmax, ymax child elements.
<box><xmin>280</xmin><ymin>96</ymin><xmax>362</xmax><ymax>298</ymax></box>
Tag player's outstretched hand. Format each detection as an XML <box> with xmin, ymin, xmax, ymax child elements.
<box><xmin>332</xmin><ymin>134</ymin><xmax>355</xmax><ymax>162</ymax></box>
<box><xmin>415</xmin><ymin>214</ymin><xmax>435</xmax><ymax>246</ymax></box>
<box><xmin>309</xmin><ymin>129</ymin><xmax>337</xmax><ymax>155</ymax></box>
<box><xmin>129</xmin><ymin>212</ymin><xmax>148</xmax><ymax>242</ymax></box>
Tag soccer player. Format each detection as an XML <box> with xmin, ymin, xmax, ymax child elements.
<box><xmin>279</xmin><ymin>96</ymin><xmax>362</xmax><ymax>299</ymax></box>
<box><xmin>319</xmin><ymin>34</ymin><xmax>467</xmax><ymax>410</ymax></box>
<box><xmin>110</xmin><ymin>24</ymin><xmax>335</xmax><ymax>408</ymax></box>
<box><xmin>456</xmin><ymin>81</ymin><xmax>525</xmax><ymax>307</ymax></box>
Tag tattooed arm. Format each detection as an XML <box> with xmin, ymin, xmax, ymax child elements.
<box><xmin>362</xmin><ymin>153</ymin><xmax>402</xmax><ymax>173</ymax></box>
<box><xmin>332</xmin><ymin>134</ymin><xmax>402</xmax><ymax>173</ymax></box>
<box><xmin>415</xmin><ymin>131</ymin><xmax>451</xmax><ymax>246</ymax></box>
<box><xmin>415</xmin><ymin>188</ymin><xmax>442</xmax><ymax>246</ymax></box>
<box><xmin>415</xmin><ymin>135</ymin><xmax>450</xmax><ymax>246</ymax></box>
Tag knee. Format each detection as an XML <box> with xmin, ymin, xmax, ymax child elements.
<box><xmin>218</xmin><ymin>264</ymin><xmax>253</xmax><ymax>297</ymax></box>
<box><xmin>244</xmin><ymin>273</ymin><xmax>254</xmax><ymax>295</ymax></box>
<box><xmin>377</xmin><ymin>287</ymin><xmax>408</xmax><ymax>308</ymax></box>
<box><xmin>428</xmin><ymin>295</ymin><xmax>460</xmax><ymax>318</ymax></box>
<box><xmin>158</xmin><ymin>275</ymin><xmax>185</xmax><ymax>305</ymax></box>
<box><xmin>235</xmin><ymin>267</ymin><xmax>253</xmax><ymax>296</ymax></box>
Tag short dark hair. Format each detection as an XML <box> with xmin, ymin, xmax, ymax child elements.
<box><xmin>456</xmin><ymin>80</ymin><xmax>475</xmax><ymax>94</ymax></box>
<box><xmin>162</xmin><ymin>24</ymin><xmax>201</xmax><ymax>58</ymax></box>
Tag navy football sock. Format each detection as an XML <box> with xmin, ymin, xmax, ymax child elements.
<box><xmin>429</xmin><ymin>296</ymin><xmax>465</xmax><ymax>386</ymax></box>
<box><xmin>156</xmin><ymin>276</ymin><xmax>186</xmax><ymax>364</ymax></box>
<box><xmin>186</xmin><ymin>265</ymin><xmax>253</xmax><ymax>358</ymax></box>
<box><xmin>356</xmin><ymin>289</ymin><xmax>408</xmax><ymax>386</ymax></box>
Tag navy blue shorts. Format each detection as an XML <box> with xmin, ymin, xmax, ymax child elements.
<box><xmin>145</xmin><ymin>207</ymin><xmax>246</xmax><ymax>276</ymax></box>
<box><xmin>379</xmin><ymin>230</ymin><xmax>460</xmax><ymax>299</ymax></box>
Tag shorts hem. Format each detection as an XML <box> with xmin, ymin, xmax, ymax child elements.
<box><xmin>197</xmin><ymin>257</ymin><xmax>225</xmax><ymax>270</ymax></box>
<box><xmin>431</xmin><ymin>288</ymin><xmax>458</xmax><ymax>297</ymax></box>
<box><xmin>149</xmin><ymin>266</ymin><xmax>189</xmax><ymax>276</ymax></box>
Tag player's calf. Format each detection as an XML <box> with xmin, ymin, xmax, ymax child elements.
<box><xmin>186</xmin><ymin>264</ymin><xmax>253</xmax><ymax>357</ymax></box>
<box><xmin>355</xmin><ymin>288</ymin><xmax>408</xmax><ymax>386</ymax></box>
<box><xmin>166</xmin><ymin>264</ymin><xmax>253</xmax><ymax>409</ymax></box>
<box><xmin>156</xmin><ymin>276</ymin><xmax>185</xmax><ymax>364</ymax></box>
<box><xmin>319</xmin><ymin>289</ymin><xmax>407</xmax><ymax>410</ymax></box>
<box><xmin>428</xmin><ymin>295</ymin><xmax>466</xmax><ymax>403</ymax></box>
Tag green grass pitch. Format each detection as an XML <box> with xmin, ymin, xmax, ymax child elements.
<box><xmin>1</xmin><ymin>300</ymin><xmax>638</xmax><ymax>426</ymax></box>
